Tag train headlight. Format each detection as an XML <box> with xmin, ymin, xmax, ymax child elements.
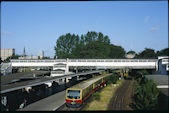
<box><xmin>71</xmin><ymin>101</ymin><xmax>75</xmax><ymax>104</ymax></box>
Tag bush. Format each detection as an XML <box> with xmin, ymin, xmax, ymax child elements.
<box><xmin>93</xmin><ymin>92</ymin><xmax>100</xmax><ymax>101</ymax></box>
<box><xmin>134</xmin><ymin>78</ymin><xmax>160</xmax><ymax>110</ymax></box>
<box><xmin>106</xmin><ymin>74</ymin><xmax>119</xmax><ymax>84</ymax></box>
<box><xmin>136</xmin><ymin>69</ymin><xmax>149</xmax><ymax>75</ymax></box>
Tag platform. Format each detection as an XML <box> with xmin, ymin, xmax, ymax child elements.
<box><xmin>1</xmin><ymin>70</ymin><xmax>104</xmax><ymax>94</ymax></box>
<box><xmin>18</xmin><ymin>90</ymin><xmax>66</xmax><ymax>111</ymax></box>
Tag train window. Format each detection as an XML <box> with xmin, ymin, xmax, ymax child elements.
<box><xmin>67</xmin><ymin>90</ymin><xmax>80</xmax><ymax>99</ymax></box>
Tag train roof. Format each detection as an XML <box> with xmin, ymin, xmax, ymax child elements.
<box><xmin>67</xmin><ymin>74</ymin><xmax>110</xmax><ymax>90</ymax></box>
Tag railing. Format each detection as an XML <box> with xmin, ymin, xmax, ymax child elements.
<box><xmin>10</xmin><ymin>59</ymin><xmax>66</xmax><ymax>63</ymax></box>
<box><xmin>11</xmin><ymin>59</ymin><xmax>157</xmax><ymax>63</ymax></box>
<box><xmin>162</xmin><ymin>59</ymin><xmax>169</xmax><ymax>62</ymax></box>
<box><xmin>69</xmin><ymin>59</ymin><xmax>157</xmax><ymax>62</ymax></box>
<box><xmin>53</xmin><ymin>66</ymin><xmax>66</xmax><ymax>68</ymax></box>
<box><xmin>51</xmin><ymin>71</ymin><xmax>65</xmax><ymax>74</ymax></box>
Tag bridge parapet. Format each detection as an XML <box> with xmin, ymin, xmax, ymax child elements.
<box><xmin>11</xmin><ymin>59</ymin><xmax>157</xmax><ymax>63</ymax></box>
<box><xmin>9</xmin><ymin>57</ymin><xmax>169</xmax><ymax>74</ymax></box>
<box><xmin>162</xmin><ymin>59</ymin><xmax>169</xmax><ymax>65</ymax></box>
<box><xmin>10</xmin><ymin>59</ymin><xmax>157</xmax><ymax>70</ymax></box>
<box><xmin>69</xmin><ymin>59</ymin><xmax>157</xmax><ymax>62</ymax></box>
<box><xmin>11</xmin><ymin>59</ymin><xmax>67</xmax><ymax>63</ymax></box>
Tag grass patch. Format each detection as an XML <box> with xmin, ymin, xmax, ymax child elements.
<box><xmin>82</xmin><ymin>80</ymin><xmax>122</xmax><ymax>111</ymax></box>
<box><xmin>116</xmin><ymin>80</ymin><xmax>122</xmax><ymax>84</ymax></box>
<box><xmin>92</xmin><ymin>92</ymin><xmax>100</xmax><ymax>101</ymax></box>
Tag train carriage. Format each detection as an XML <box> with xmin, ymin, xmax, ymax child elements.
<box><xmin>65</xmin><ymin>74</ymin><xmax>111</xmax><ymax>107</ymax></box>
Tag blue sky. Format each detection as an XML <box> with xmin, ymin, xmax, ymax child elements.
<box><xmin>1</xmin><ymin>1</ymin><xmax>168</xmax><ymax>58</ymax></box>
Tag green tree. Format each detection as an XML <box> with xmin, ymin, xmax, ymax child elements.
<box><xmin>54</xmin><ymin>33</ymin><xmax>79</xmax><ymax>58</ymax></box>
<box><xmin>136</xmin><ymin>48</ymin><xmax>156</xmax><ymax>58</ymax></box>
<box><xmin>84</xmin><ymin>31</ymin><xmax>98</xmax><ymax>44</ymax></box>
<box><xmin>59</xmin><ymin>31</ymin><xmax>111</xmax><ymax>59</ymax></box>
<box><xmin>136</xmin><ymin>69</ymin><xmax>149</xmax><ymax>76</ymax></box>
<box><xmin>134</xmin><ymin>78</ymin><xmax>160</xmax><ymax>110</ymax></box>
<box><xmin>43</xmin><ymin>56</ymin><xmax>50</xmax><ymax>59</ymax></box>
<box><xmin>80</xmin><ymin>32</ymin><xmax>110</xmax><ymax>58</ymax></box>
<box><xmin>109</xmin><ymin>44</ymin><xmax>126</xmax><ymax>58</ymax></box>
<box><xmin>97</xmin><ymin>32</ymin><xmax>110</xmax><ymax>44</ymax></box>
<box><xmin>54</xmin><ymin>31</ymin><xmax>125</xmax><ymax>59</ymax></box>
<box><xmin>76</xmin><ymin>41</ymin><xmax>110</xmax><ymax>59</ymax></box>
<box><xmin>54</xmin><ymin>56</ymin><xmax>56</xmax><ymax>59</ymax></box>
<box><xmin>103</xmin><ymin>35</ymin><xmax>110</xmax><ymax>44</ymax></box>
<box><xmin>156</xmin><ymin>48</ymin><xmax>169</xmax><ymax>56</ymax></box>
<box><xmin>4</xmin><ymin>54</ymin><xmax>21</xmax><ymax>62</ymax></box>
<box><xmin>71</xmin><ymin>35</ymin><xmax>85</xmax><ymax>58</ymax></box>
<box><xmin>106</xmin><ymin>74</ymin><xmax>119</xmax><ymax>84</ymax></box>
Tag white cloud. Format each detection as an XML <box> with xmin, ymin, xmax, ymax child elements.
<box><xmin>145</xmin><ymin>16</ymin><xmax>150</xmax><ymax>22</ymax></box>
<box><xmin>150</xmin><ymin>27</ymin><xmax>159</xmax><ymax>32</ymax></box>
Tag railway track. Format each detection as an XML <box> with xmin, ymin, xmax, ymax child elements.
<box><xmin>112</xmin><ymin>79</ymin><xmax>132</xmax><ymax>110</ymax></box>
<box><xmin>56</xmin><ymin>103</ymin><xmax>83</xmax><ymax>111</ymax></box>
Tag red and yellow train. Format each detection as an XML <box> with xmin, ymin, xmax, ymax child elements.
<box><xmin>65</xmin><ymin>74</ymin><xmax>111</xmax><ymax>107</ymax></box>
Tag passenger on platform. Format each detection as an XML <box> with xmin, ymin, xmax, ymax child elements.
<box><xmin>19</xmin><ymin>99</ymin><xmax>27</xmax><ymax>109</ymax></box>
<box><xmin>1</xmin><ymin>96</ymin><xmax>8</xmax><ymax>111</ymax></box>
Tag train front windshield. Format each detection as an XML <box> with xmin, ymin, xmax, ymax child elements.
<box><xmin>67</xmin><ymin>90</ymin><xmax>80</xmax><ymax>99</ymax></box>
